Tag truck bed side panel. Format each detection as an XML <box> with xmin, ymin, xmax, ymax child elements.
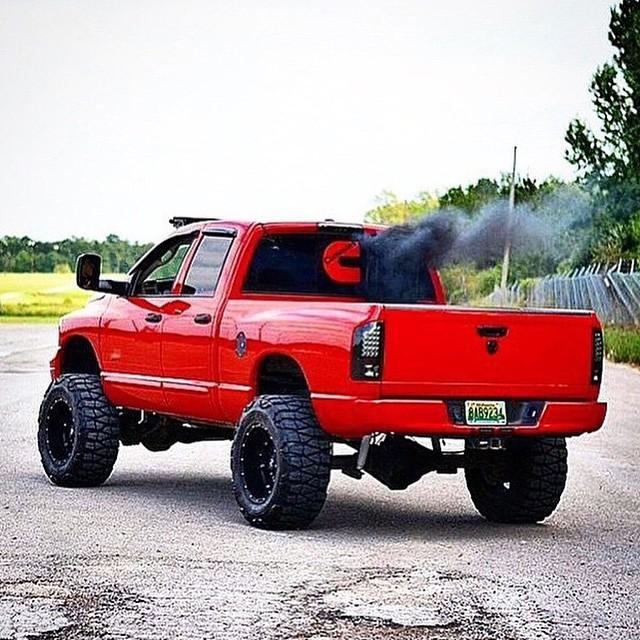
<box><xmin>217</xmin><ymin>299</ymin><xmax>380</xmax><ymax>424</ymax></box>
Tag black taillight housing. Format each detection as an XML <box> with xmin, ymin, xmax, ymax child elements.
<box><xmin>592</xmin><ymin>328</ymin><xmax>604</xmax><ymax>384</ymax></box>
<box><xmin>351</xmin><ymin>321</ymin><xmax>384</xmax><ymax>380</ymax></box>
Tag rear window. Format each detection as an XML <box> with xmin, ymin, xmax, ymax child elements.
<box><xmin>244</xmin><ymin>233</ymin><xmax>362</xmax><ymax>297</ymax></box>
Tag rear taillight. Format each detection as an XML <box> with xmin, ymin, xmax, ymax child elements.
<box><xmin>351</xmin><ymin>321</ymin><xmax>384</xmax><ymax>380</ymax></box>
<box><xmin>592</xmin><ymin>328</ymin><xmax>604</xmax><ymax>384</ymax></box>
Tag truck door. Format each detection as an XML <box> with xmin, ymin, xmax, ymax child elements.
<box><xmin>100</xmin><ymin>233</ymin><xmax>196</xmax><ymax>412</ymax></box>
<box><xmin>161</xmin><ymin>231</ymin><xmax>235</xmax><ymax>421</ymax></box>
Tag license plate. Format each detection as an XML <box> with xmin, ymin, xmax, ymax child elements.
<box><xmin>465</xmin><ymin>400</ymin><xmax>507</xmax><ymax>426</ymax></box>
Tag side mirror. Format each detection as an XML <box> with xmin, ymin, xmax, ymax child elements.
<box><xmin>76</xmin><ymin>253</ymin><xmax>102</xmax><ymax>290</ymax></box>
<box><xmin>75</xmin><ymin>253</ymin><xmax>129</xmax><ymax>296</ymax></box>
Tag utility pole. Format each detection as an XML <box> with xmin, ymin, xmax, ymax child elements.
<box><xmin>500</xmin><ymin>146</ymin><xmax>517</xmax><ymax>289</ymax></box>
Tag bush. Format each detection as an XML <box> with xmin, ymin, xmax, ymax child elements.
<box><xmin>440</xmin><ymin>265</ymin><xmax>501</xmax><ymax>305</ymax></box>
<box><xmin>604</xmin><ymin>326</ymin><xmax>640</xmax><ymax>365</ymax></box>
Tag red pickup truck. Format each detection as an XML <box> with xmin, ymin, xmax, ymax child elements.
<box><xmin>39</xmin><ymin>218</ymin><xmax>607</xmax><ymax>529</ymax></box>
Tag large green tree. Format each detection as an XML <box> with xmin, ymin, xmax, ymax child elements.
<box><xmin>566</xmin><ymin>0</ymin><xmax>640</xmax><ymax>184</ymax></box>
<box><xmin>565</xmin><ymin>0</ymin><xmax>640</xmax><ymax>252</ymax></box>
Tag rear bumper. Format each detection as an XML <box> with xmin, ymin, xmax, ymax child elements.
<box><xmin>311</xmin><ymin>394</ymin><xmax>607</xmax><ymax>439</ymax></box>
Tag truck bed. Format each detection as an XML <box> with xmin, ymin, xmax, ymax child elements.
<box><xmin>308</xmin><ymin>302</ymin><xmax>605</xmax><ymax>438</ymax></box>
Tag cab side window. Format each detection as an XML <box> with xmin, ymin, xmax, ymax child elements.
<box><xmin>182</xmin><ymin>235</ymin><xmax>233</xmax><ymax>296</ymax></box>
<box><xmin>133</xmin><ymin>235</ymin><xmax>194</xmax><ymax>296</ymax></box>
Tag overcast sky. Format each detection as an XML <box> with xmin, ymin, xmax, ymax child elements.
<box><xmin>1</xmin><ymin>0</ymin><xmax>614</xmax><ymax>243</ymax></box>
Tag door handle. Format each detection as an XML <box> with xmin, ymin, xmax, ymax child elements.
<box><xmin>145</xmin><ymin>312</ymin><xmax>162</xmax><ymax>323</ymax></box>
<box><xmin>194</xmin><ymin>313</ymin><xmax>212</xmax><ymax>325</ymax></box>
<box><xmin>477</xmin><ymin>326</ymin><xmax>508</xmax><ymax>338</ymax></box>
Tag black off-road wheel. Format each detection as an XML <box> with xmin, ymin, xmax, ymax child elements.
<box><xmin>465</xmin><ymin>437</ymin><xmax>568</xmax><ymax>524</ymax></box>
<box><xmin>38</xmin><ymin>374</ymin><xmax>120</xmax><ymax>487</ymax></box>
<box><xmin>231</xmin><ymin>395</ymin><xmax>332</xmax><ymax>530</ymax></box>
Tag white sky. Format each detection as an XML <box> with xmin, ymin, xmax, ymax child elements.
<box><xmin>1</xmin><ymin>0</ymin><xmax>614</xmax><ymax>243</ymax></box>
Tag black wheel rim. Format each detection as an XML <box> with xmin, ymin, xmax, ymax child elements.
<box><xmin>240</xmin><ymin>423</ymin><xmax>278</xmax><ymax>504</ymax></box>
<box><xmin>45</xmin><ymin>398</ymin><xmax>75</xmax><ymax>464</ymax></box>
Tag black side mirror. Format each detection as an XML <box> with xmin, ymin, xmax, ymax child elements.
<box><xmin>75</xmin><ymin>253</ymin><xmax>129</xmax><ymax>296</ymax></box>
<box><xmin>76</xmin><ymin>253</ymin><xmax>102</xmax><ymax>290</ymax></box>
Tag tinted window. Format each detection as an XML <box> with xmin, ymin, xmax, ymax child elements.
<box><xmin>244</xmin><ymin>233</ymin><xmax>361</xmax><ymax>297</ymax></box>
<box><xmin>182</xmin><ymin>235</ymin><xmax>233</xmax><ymax>295</ymax></box>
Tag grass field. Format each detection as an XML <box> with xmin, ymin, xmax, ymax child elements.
<box><xmin>0</xmin><ymin>273</ymin><xmax>91</xmax><ymax>321</ymax></box>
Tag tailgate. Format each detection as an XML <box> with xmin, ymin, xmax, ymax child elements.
<box><xmin>380</xmin><ymin>305</ymin><xmax>600</xmax><ymax>400</ymax></box>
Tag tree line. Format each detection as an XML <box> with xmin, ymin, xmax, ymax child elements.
<box><xmin>0</xmin><ymin>234</ymin><xmax>152</xmax><ymax>274</ymax></box>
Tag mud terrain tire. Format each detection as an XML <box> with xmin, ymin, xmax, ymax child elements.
<box><xmin>38</xmin><ymin>374</ymin><xmax>120</xmax><ymax>487</ymax></box>
<box><xmin>231</xmin><ymin>395</ymin><xmax>331</xmax><ymax>529</ymax></box>
<box><xmin>465</xmin><ymin>437</ymin><xmax>568</xmax><ymax>524</ymax></box>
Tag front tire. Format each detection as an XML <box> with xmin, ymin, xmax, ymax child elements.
<box><xmin>465</xmin><ymin>437</ymin><xmax>568</xmax><ymax>524</ymax></box>
<box><xmin>38</xmin><ymin>374</ymin><xmax>120</xmax><ymax>487</ymax></box>
<box><xmin>231</xmin><ymin>395</ymin><xmax>331</xmax><ymax>530</ymax></box>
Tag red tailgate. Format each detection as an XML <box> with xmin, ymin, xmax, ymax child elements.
<box><xmin>380</xmin><ymin>305</ymin><xmax>600</xmax><ymax>401</ymax></box>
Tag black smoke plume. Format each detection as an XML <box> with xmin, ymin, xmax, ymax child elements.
<box><xmin>360</xmin><ymin>211</ymin><xmax>458</xmax><ymax>303</ymax></box>
<box><xmin>359</xmin><ymin>197</ymin><xmax>570</xmax><ymax>304</ymax></box>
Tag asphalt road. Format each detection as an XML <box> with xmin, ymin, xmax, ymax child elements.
<box><xmin>0</xmin><ymin>324</ymin><xmax>638</xmax><ymax>640</ymax></box>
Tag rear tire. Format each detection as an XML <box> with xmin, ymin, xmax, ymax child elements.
<box><xmin>38</xmin><ymin>374</ymin><xmax>120</xmax><ymax>487</ymax></box>
<box><xmin>231</xmin><ymin>395</ymin><xmax>331</xmax><ymax>530</ymax></box>
<box><xmin>465</xmin><ymin>437</ymin><xmax>567</xmax><ymax>524</ymax></box>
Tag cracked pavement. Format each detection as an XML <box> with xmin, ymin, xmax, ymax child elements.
<box><xmin>0</xmin><ymin>324</ymin><xmax>639</xmax><ymax>639</ymax></box>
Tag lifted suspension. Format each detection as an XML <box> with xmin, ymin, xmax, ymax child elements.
<box><xmin>332</xmin><ymin>434</ymin><xmax>464</xmax><ymax>490</ymax></box>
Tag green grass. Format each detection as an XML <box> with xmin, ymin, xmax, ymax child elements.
<box><xmin>0</xmin><ymin>315</ymin><xmax>60</xmax><ymax>324</ymax></box>
<box><xmin>0</xmin><ymin>272</ymin><xmax>91</xmax><ymax>320</ymax></box>
<box><xmin>604</xmin><ymin>326</ymin><xmax>640</xmax><ymax>365</ymax></box>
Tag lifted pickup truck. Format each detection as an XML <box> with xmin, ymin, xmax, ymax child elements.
<box><xmin>39</xmin><ymin>218</ymin><xmax>607</xmax><ymax>529</ymax></box>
